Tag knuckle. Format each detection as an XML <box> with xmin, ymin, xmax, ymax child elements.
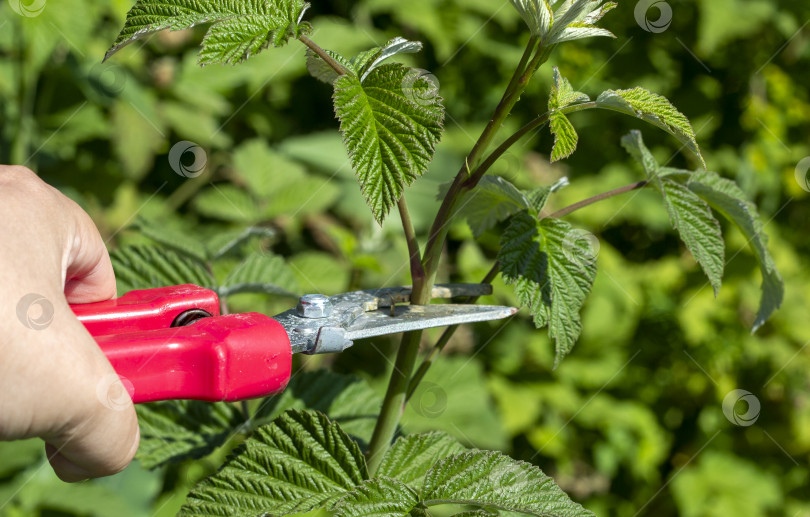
<box><xmin>1</xmin><ymin>165</ymin><xmax>60</xmax><ymax>201</ymax></box>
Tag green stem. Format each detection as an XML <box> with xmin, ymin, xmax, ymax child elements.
<box><xmin>405</xmin><ymin>262</ymin><xmax>499</xmax><ymax>401</ymax></box>
<box><xmin>365</xmin><ymin>291</ymin><xmax>428</xmax><ymax>474</ymax></box>
<box><xmin>504</xmin><ymin>35</ymin><xmax>539</xmax><ymax>94</ymax></box>
<box><xmin>397</xmin><ymin>196</ymin><xmax>425</xmax><ymax>283</ymax></box>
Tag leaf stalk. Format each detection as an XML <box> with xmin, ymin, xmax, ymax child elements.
<box><xmin>298</xmin><ymin>35</ymin><xmax>348</xmax><ymax>76</ymax></box>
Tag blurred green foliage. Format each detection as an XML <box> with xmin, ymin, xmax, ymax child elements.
<box><xmin>0</xmin><ymin>0</ymin><xmax>808</xmax><ymax>516</ymax></box>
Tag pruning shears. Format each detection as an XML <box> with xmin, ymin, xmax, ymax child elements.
<box><xmin>70</xmin><ymin>284</ymin><xmax>516</xmax><ymax>404</ymax></box>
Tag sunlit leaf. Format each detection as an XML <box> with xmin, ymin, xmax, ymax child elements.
<box><xmin>106</xmin><ymin>0</ymin><xmax>312</xmax><ymax>65</ymax></box>
<box><xmin>180</xmin><ymin>410</ymin><xmax>367</xmax><ymax>516</ymax></box>
<box><xmin>498</xmin><ymin>212</ymin><xmax>597</xmax><ymax>365</ymax></box>
<box><xmin>333</xmin><ymin>63</ymin><xmax>444</xmax><ymax>223</ymax></box>
<box><xmin>597</xmin><ymin>87</ymin><xmax>705</xmax><ymax>168</ymax></box>
<box><xmin>688</xmin><ymin>170</ymin><xmax>784</xmax><ymax>330</ymax></box>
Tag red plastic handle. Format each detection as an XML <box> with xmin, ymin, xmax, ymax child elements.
<box><xmin>72</xmin><ymin>284</ymin><xmax>221</xmax><ymax>336</ymax></box>
<box><xmin>71</xmin><ymin>286</ymin><xmax>292</xmax><ymax>403</ymax></box>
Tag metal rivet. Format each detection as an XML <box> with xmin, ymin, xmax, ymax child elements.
<box><xmin>296</xmin><ymin>294</ymin><xmax>333</xmax><ymax>319</ymax></box>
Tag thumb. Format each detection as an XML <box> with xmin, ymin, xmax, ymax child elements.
<box><xmin>62</xmin><ymin>206</ymin><xmax>117</xmax><ymax>305</ymax></box>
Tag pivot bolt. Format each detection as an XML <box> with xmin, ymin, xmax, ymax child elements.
<box><xmin>296</xmin><ymin>294</ymin><xmax>333</xmax><ymax>319</ymax></box>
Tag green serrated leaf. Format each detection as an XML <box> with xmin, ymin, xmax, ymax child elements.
<box><xmin>549</xmin><ymin>66</ymin><xmax>590</xmax><ymax>110</ymax></box>
<box><xmin>453</xmin><ymin>176</ymin><xmax>531</xmax><ymax>237</ymax></box>
<box><xmin>376</xmin><ymin>432</ymin><xmax>467</xmax><ymax>491</ymax></box>
<box><xmin>526</xmin><ymin>185</ymin><xmax>553</xmax><ymax>214</ymax></box>
<box><xmin>548</xmin><ymin>67</ymin><xmax>588</xmax><ymax>162</ymax></box>
<box><xmin>135</xmin><ymin>401</ymin><xmax>242</xmax><ymax>469</ymax></box>
<box><xmin>597</xmin><ymin>87</ymin><xmax>705</xmax><ymax>168</ymax></box>
<box><xmin>351</xmin><ymin>37</ymin><xmax>423</xmax><ymax>80</ymax></box>
<box><xmin>253</xmin><ymin>370</ymin><xmax>382</xmax><ymax>447</ymax></box>
<box><xmin>547</xmin><ymin>0</ymin><xmax>616</xmax><ymax>44</ymax></box>
<box><xmin>659</xmin><ymin>180</ymin><xmax>725</xmax><ymax>294</ymax></box>
<box><xmin>219</xmin><ymin>251</ymin><xmax>299</xmax><ymax>297</ymax></box>
<box><xmin>421</xmin><ymin>450</ymin><xmax>594</xmax><ymax>516</ymax></box>
<box><xmin>622</xmin><ymin>131</ymin><xmax>725</xmax><ymax>294</ymax></box>
<box><xmin>511</xmin><ymin>0</ymin><xmax>616</xmax><ymax>44</ymax></box>
<box><xmin>333</xmin><ymin>63</ymin><xmax>444</xmax><ymax>224</ymax></box>
<box><xmin>199</xmin><ymin>14</ymin><xmax>287</xmax><ymax>65</ymax></box>
<box><xmin>111</xmin><ymin>245</ymin><xmax>215</xmax><ymax>294</ymax></box>
<box><xmin>510</xmin><ymin>0</ymin><xmax>553</xmax><ymax>36</ymax></box>
<box><xmin>133</xmin><ymin>217</ymin><xmax>210</xmax><ymax>262</ymax></box>
<box><xmin>498</xmin><ymin>212</ymin><xmax>597</xmax><ymax>365</ymax></box>
<box><xmin>334</xmin><ymin>477</ymin><xmax>420</xmax><ymax>517</ymax></box>
<box><xmin>552</xmin><ymin>21</ymin><xmax>615</xmax><ymax>43</ymax></box>
<box><xmin>549</xmin><ymin>112</ymin><xmax>578</xmax><ymax>162</ymax></box>
<box><xmin>106</xmin><ymin>0</ymin><xmax>311</xmax><ymax>65</ymax></box>
<box><xmin>688</xmin><ymin>170</ymin><xmax>784</xmax><ymax>330</ymax></box>
<box><xmin>180</xmin><ymin>410</ymin><xmax>367</xmax><ymax>517</ymax></box>
<box><xmin>620</xmin><ymin>129</ymin><xmax>660</xmax><ymax>176</ymax></box>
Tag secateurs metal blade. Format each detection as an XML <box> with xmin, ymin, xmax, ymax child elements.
<box><xmin>70</xmin><ymin>284</ymin><xmax>516</xmax><ymax>404</ymax></box>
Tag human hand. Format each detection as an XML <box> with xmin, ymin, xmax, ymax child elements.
<box><xmin>0</xmin><ymin>165</ymin><xmax>139</xmax><ymax>482</ymax></box>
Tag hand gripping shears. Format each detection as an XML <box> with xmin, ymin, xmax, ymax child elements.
<box><xmin>70</xmin><ymin>284</ymin><xmax>516</xmax><ymax>404</ymax></box>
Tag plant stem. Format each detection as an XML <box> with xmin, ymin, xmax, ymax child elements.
<box><xmin>421</xmin><ymin>41</ymin><xmax>547</xmax><ymax>288</ymax></box>
<box><xmin>405</xmin><ymin>262</ymin><xmax>499</xmax><ymax>401</ymax></box>
<box><xmin>397</xmin><ymin>196</ymin><xmax>425</xmax><ymax>283</ymax></box>
<box><xmin>545</xmin><ymin>180</ymin><xmax>648</xmax><ymax>219</ymax></box>
<box><xmin>365</xmin><ymin>327</ymin><xmax>424</xmax><ymax>474</ymax></box>
<box><xmin>503</xmin><ymin>35</ymin><xmax>539</xmax><ymax>95</ymax></box>
<box><xmin>298</xmin><ymin>35</ymin><xmax>347</xmax><ymax>76</ymax></box>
